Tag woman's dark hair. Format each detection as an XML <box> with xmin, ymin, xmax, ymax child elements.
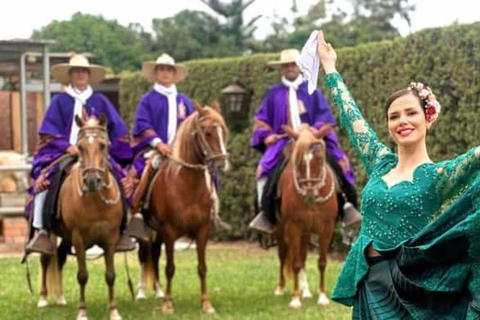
<box><xmin>385</xmin><ymin>89</ymin><xmax>424</xmax><ymax>116</ymax></box>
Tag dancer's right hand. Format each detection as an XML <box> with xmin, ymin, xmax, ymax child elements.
<box><xmin>317</xmin><ymin>31</ymin><xmax>337</xmax><ymax>74</ymax></box>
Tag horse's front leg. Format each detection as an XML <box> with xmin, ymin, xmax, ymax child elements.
<box><xmin>196</xmin><ymin>224</ymin><xmax>214</xmax><ymax>314</ymax></box>
<box><xmin>104</xmin><ymin>242</ymin><xmax>122</xmax><ymax>320</ymax></box>
<box><xmin>317</xmin><ymin>221</ymin><xmax>335</xmax><ymax>306</ymax></box>
<box><xmin>162</xmin><ymin>228</ymin><xmax>175</xmax><ymax>314</ymax></box>
<box><xmin>285</xmin><ymin>222</ymin><xmax>303</xmax><ymax>309</ymax></box>
<box><xmin>275</xmin><ymin>228</ymin><xmax>286</xmax><ymax>296</ymax></box>
<box><xmin>72</xmin><ymin>234</ymin><xmax>89</xmax><ymax>320</ymax></box>
<box><xmin>299</xmin><ymin>234</ymin><xmax>313</xmax><ymax>299</ymax></box>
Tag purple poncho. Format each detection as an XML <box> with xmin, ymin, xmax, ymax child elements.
<box><xmin>251</xmin><ymin>82</ymin><xmax>355</xmax><ymax>184</ymax></box>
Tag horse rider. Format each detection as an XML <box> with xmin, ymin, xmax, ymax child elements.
<box><xmin>127</xmin><ymin>53</ymin><xmax>230</xmax><ymax>241</ymax></box>
<box><xmin>249</xmin><ymin>48</ymin><xmax>359</xmax><ymax>234</ymax></box>
<box><xmin>25</xmin><ymin>54</ymin><xmax>135</xmax><ymax>255</ymax></box>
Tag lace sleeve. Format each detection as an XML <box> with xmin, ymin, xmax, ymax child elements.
<box><xmin>435</xmin><ymin>146</ymin><xmax>480</xmax><ymax>200</ymax></box>
<box><xmin>324</xmin><ymin>72</ymin><xmax>392</xmax><ymax>175</ymax></box>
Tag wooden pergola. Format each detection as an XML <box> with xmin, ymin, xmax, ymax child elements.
<box><xmin>0</xmin><ymin>39</ymin><xmax>55</xmax><ymax>156</ymax></box>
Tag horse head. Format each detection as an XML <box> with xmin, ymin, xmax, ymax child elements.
<box><xmin>75</xmin><ymin>114</ymin><xmax>110</xmax><ymax>192</ymax></box>
<box><xmin>282</xmin><ymin>123</ymin><xmax>333</xmax><ymax>198</ymax></box>
<box><xmin>192</xmin><ymin>101</ymin><xmax>231</xmax><ymax>173</ymax></box>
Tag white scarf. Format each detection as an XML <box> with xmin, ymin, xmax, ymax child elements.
<box><xmin>154</xmin><ymin>83</ymin><xmax>178</xmax><ymax>144</ymax></box>
<box><xmin>281</xmin><ymin>75</ymin><xmax>304</xmax><ymax>130</ymax></box>
<box><xmin>66</xmin><ymin>84</ymin><xmax>93</xmax><ymax>144</ymax></box>
<box><xmin>296</xmin><ymin>30</ymin><xmax>320</xmax><ymax>95</ymax></box>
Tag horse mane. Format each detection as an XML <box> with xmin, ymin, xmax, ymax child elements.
<box><xmin>167</xmin><ymin>106</ymin><xmax>228</xmax><ymax>176</ymax></box>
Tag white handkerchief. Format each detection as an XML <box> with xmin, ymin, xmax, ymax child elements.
<box><xmin>296</xmin><ymin>30</ymin><xmax>320</xmax><ymax>95</ymax></box>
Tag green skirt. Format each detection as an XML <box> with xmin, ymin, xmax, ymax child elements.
<box><xmin>353</xmin><ymin>255</ymin><xmax>472</xmax><ymax>320</ymax></box>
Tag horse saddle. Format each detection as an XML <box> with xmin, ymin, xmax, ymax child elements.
<box><xmin>42</xmin><ymin>156</ymin><xmax>77</xmax><ymax>231</ymax></box>
<box><xmin>42</xmin><ymin>156</ymin><xmax>129</xmax><ymax>231</ymax></box>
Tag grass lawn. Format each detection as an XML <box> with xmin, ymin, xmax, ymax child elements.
<box><xmin>0</xmin><ymin>242</ymin><xmax>351</xmax><ymax>319</ymax></box>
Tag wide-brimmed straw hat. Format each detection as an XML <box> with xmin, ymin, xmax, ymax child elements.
<box><xmin>142</xmin><ymin>53</ymin><xmax>188</xmax><ymax>83</ymax></box>
<box><xmin>51</xmin><ymin>54</ymin><xmax>106</xmax><ymax>85</ymax></box>
<box><xmin>268</xmin><ymin>49</ymin><xmax>300</xmax><ymax>68</ymax></box>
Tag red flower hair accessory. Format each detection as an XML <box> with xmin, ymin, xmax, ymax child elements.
<box><xmin>408</xmin><ymin>82</ymin><xmax>441</xmax><ymax>121</ymax></box>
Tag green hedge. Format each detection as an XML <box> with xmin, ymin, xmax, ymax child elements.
<box><xmin>119</xmin><ymin>22</ymin><xmax>480</xmax><ymax>241</ymax></box>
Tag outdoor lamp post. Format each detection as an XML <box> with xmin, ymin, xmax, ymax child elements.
<box><xmin>221</xmin><ymin>82</ymin><xmax>247</xmax><ymax>113</ymax></box>
<box><xmin>220</xmin><ymin>81</ymin><xmax>250</xmax><ymax>133</ymax></box>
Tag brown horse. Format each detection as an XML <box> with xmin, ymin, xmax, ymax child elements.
<box><xmin>274</xmin><ymin>123</ymin><xmax>338</xmax><ymax>309</ymax></box>
<box><xmin>138</xmin><ymin>102</ymin><xmax>229</xmax><ymax>314</ymax></box>
<box><xmin>38</xmin><ymin>115</ymin><xmax>124</xmax><ymax>320</ymax></box>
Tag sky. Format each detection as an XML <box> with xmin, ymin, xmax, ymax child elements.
<box><xmin>0</xmin><ymin>0</ymin><xmax>478</xmax><ymax>41</ymax></box>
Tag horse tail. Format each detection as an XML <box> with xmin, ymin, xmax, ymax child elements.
<box><xmin>141</xmin><ymin>242</ymin><xmax>156</xmax><ymax>290</ymax></box>
<box><xmin>44</xmin><ymin>235</ymin><xmax>61</xmax><ymax>298</ymax></box>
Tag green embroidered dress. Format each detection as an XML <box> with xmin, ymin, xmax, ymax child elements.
<box><xmin>325</xmin><ymin>72</ymin><xmax>480</xmax><ymax>319</ymax></box>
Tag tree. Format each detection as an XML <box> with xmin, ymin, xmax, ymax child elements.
<box><xmin>261</xmin><ymin>0</ymin><xmax>415</xmax><ymax>51</ymax></box>
<box><xmin>200</xmin><ymin>0</ymin><xmax>262</xmax><ymax>54</ymax></box>
<box><xmin>152</xmin><ymin>10</ymin><xmax>238</xmax><ymax>61</ymax></box>
<box><xmin>31</xmin><ymin>12</ymin><xmax>149</xmax><ymax>73</ymax></box>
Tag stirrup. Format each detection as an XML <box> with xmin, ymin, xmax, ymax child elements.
<box><xmin>249</xmin><ymin>211</ymin><xmax>274</xmax><ymax>234</ymax></box>
<box><xmin>126</xmin><ymin>213</ymin><xmax>151</xmax><ymax>242</ymax></box>
<box><xmin>116</xmin><ymin>233</ymin><xmax>136</xmax><ymax>252</ymax></box>
<box><xmin>341</xmin><ymin>202</ymin><xmax>362</xmax><ymax>228</ymax></box>
<box><xmin>26</xmin><ymin>229</ymin><xmax>55</xmax><ymax>255</ymax></box>
<box><xmin>210</xmin><ymin>215</ymin><xmax>232</xmax><ymax>234</ymax></box>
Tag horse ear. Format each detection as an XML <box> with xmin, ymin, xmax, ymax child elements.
<box><xmin>193</xmin><ymin>101</ymin><xmax>204</xmax><ymax>114</ymax></box>
<box><xmin>98</xmin><ymin>113</ymin><xmax>107</xmax><ymax>127</ymax></box>
<box><xmin>281</xmin><ymin>125</ymin><xmax>299</xmax><ymax>140</ymax></box>
<box><xmin>210</xmin><ymin>99</ymin><xmax>221</xmax><ymax>113</ymax></box>
<box><xmin>313</xmin><ymin>124</ymin><xmax>334</xmax><ymax>140</ymax></box>
<box><xmin>75</xmin><ymin>115</ymin><xmax>85</xmax><ymax>128</ymax></box>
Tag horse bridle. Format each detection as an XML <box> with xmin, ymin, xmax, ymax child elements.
<box><xmin>76</xmin><ymin>125</ymin><xmax>120</xmax><ymax>204</ymax></box>
<box><xmin>192</xmin><ymin>115</ymin><xmax>230</xmax><ymax>169</ymax></box>
<box><xmin>293</xmin><ymin>141</ymin><xmax>335</xmax><ymax>203</ymax></box>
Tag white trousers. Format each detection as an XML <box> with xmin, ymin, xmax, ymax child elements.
<box><xmin>32</xmin><ymin>190</ymin><xmax>48</xmax><ymax>229</ymax></box>
<box><xmin>257</xmin><ymin>177</ymin><xmax>267</xmax><ymax>206</ymax></box>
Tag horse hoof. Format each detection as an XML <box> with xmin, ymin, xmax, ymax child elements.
<box><xmin>317</xmin><ymin>293</ymin><xmax>330</xmax><ymax>306</ymax></box>
<box><xmin>56</xmin><ymin>296</ymin><xmax>67</xmax><ymax>306</ymax></box>
<box><xmin>203</xmin><ymin>302</ymin><xmax>215</xmax><ymax>314</ymax></box>
<box><xmin>302</xmin><ymin>289</ymin><xmax>313</xmax><ymax>299</ymax></box>
<box><xmin>136</xmin><ymin>291</ymin><xmax>146</xmax><ymax>301</ymax></box>
<box><xmin>288</xmin><ymin>297</ymin><xmax>302</xmax><ymax>309</ymax></box>
<box><xmin>274</xmin><ymin>287</ymin><xmax>285</xmax><ymax>296</ymax></box>
<box><xmin>163</xmin><ymin>303</ymin><xmax>174</xmax><ymax>315</ymax></box>
<box><xmin>110</xmin><ymin>308</ymin><xmax>122</xmax><ymax>320</ymax></box>
<box><xmin>37</xmin><ymin>297</ymin><xmax>49</xmax><ymax>309</ymax></box>
<box><xmin>76</xmin><ymin>310</ymin><xmax>88</xmax><ymax>320</ymax></box>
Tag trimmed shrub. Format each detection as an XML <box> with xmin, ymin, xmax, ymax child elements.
<box><xmin>119</xmin><ymin>22</ymin><xmax>480</xmax><ymax>241</ymax></box>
